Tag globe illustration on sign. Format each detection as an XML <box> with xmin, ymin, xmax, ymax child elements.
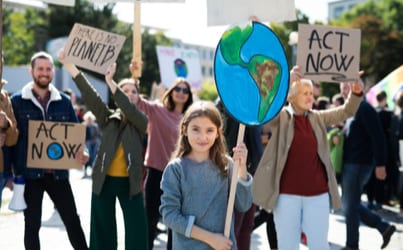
<box><xmin>47</xmin><ymin>142</ymin><xmax>64</xmax><ymax>160</ymax></box>
<box><xmin>214</xmin><ymin>21</ymin><xmax>289</xmax><ymax>125</ymax></box>
<box><xmin>174</xmin><ymin>58</ymin><xmax>188</xmax><ymax>78</ymax></box>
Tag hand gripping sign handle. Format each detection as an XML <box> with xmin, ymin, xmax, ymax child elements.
<box><xmin>224</xmin><ymin>123</ymin><xmax>245</xmax><ymax>237</ymax></box>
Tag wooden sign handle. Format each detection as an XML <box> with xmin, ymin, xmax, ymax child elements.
<box><xmin>132</xmin><ymin>1</ymin><xmax>142</xmax><ymax>79</ymax></box>
<box><xmin>224</xmin><ymin>123</ymin><xmax>246</xmax><ymax>237</ymax></box>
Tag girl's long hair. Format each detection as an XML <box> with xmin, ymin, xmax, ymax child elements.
<box><xmin>161</xmin><ymin>77</ymin><xmax>193</xmax><ymax>113</ymax></box>
<box><xmin>173</xmin><ymin>101</ymin><xmax>229</xmax><ymax>176</ymax></box>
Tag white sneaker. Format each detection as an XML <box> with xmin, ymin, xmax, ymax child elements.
<box><xmin>42</xmin><ymin>209</ymin><xmax>64</xmax><ymax>227</ymax></box>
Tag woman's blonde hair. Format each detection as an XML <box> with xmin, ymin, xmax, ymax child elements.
<box><xmin>173</xmin><ymin>101</ymin><xmax>229</xmax><ymax>176</ymax></box>
<box><xmin>117</xmin><ymin>78</ymin><xmax>139</xmax><ymax>90</ymax></box>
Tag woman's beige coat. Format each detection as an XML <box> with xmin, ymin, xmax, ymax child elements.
<box><xmin>252</xmin><ymin>92</ymin><xmax>362</xmax><ymax>211</ymax></box>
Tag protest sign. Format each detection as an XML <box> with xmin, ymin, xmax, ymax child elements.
<box><xmin>297</xmin><ymin>24</ymin><xmax>361</xmax><ymax>83</ymax></box>
<box><xmin>64</xmin><ymin>23</ymin><xmax>126</xmax><ymax>74</ymax></box>
<box><xmin>206</xmin><ymin>0</ymin><xmax>295</xmax><ymax>26</ymax></box>
<box><xmin>156</xmin><ymin>45</ymin><xmax>203</xmax><ymax>90</ymax></box>
<box><xmin>27</xmin><ymin>120</ymin><xmax>86</xmax><ymax>170</ymax></box>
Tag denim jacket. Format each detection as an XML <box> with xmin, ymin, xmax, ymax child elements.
<box><xmin>4</xmin><ymin>82</ymin><xmax>79</xmax><ymax>180</ymax></box>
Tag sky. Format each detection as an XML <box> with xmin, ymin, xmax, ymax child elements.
<box><xmin>112</xmin><ymin>0</ymin><xmax>332</xmax><ymax>47</ymax></box>
<box><xmin>8</xmin><ymin>0</ymin><xmax>332</xmax><ymax>47</ymax></box>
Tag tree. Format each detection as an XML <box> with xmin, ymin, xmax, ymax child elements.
<box><xmin>331</xmin><ymin>0</ymin><xmax>403</xmax><ymax>84</ymax></box>
<box><xmin>47</xmin><ymin>0</ymin><xmax>118</xmax><ymax>39</ymax></box>
<box><xmin>2</xmin><ymin>7</ymin><xmax>47</xmax><ymax>65</ymax></box>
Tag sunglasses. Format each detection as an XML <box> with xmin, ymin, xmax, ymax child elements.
<box><xmin>173</xmin><ymin>86</ymin><xmax>190</xmax><ymax>94</ymax></box>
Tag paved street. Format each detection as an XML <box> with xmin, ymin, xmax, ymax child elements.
<box><xmin>1</xmin><ymin>169</ymin><xmax>402</xmax><ymax>250</ymax></box>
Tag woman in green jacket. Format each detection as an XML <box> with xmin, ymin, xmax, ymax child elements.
<box><xmin>58</xmin><ymin>50</ymin><xmax>148</xmax><ymax>250</ymax></box>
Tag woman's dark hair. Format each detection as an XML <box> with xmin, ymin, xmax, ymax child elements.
<box><xmin>161</xmin><ymin>77</ymin><xmax>193</xmax><ymax>113</ymax></box>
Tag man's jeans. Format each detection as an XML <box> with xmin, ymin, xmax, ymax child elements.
<box><xmin>341</xmin><ymin>163</ymin><xmax>389</xmax><ymax>249</ymax></box>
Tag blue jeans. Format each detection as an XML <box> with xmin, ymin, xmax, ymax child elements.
<box><xmin>273</xmin><ymin>193</ymin><xmax>330</xmax><ymax>250</ymax></box>
<box><xmin>341</xmin><ymin>163</ymin><xmax>389</xmax><ymax>249</ymax></box>
<box><xmin>86</xmin><ymin>141</ymin><xmax>99</xmax><ymax>168</ymax></box>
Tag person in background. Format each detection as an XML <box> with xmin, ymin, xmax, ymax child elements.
<box><xmin>3</xmin><ymin>51</ymin><xmax>88</xmax><ymax>250</ymax></box>
<box><xmin>0</xmin><ymin>75</ymin><xmax>19</xmax><ymax>209</ymax></box>
<box><xmin>216</xmin><ymin>98</ymin><xmax>263</xmax><ymax>250</ymax></box>
<box><xmin>316</xmin><ymin>96</ymin><xmax>330</xmax><ymax>111</ymax></box>
<box><xmin>332</xmin><ymin>93</ymin><xmax>345</xmax><ymax>108</ymax></box>
<box><xmin>253</xmin><ymin>65</ymin><xmax>363</xmax><ymax>250</ymax></box>
<box><xmin>63</xmin><ymin>88</ymin><xmax>84</xmax><ymax>123</ymax></box>
<box><xmin>312</xmin><ymin>81</ymin><xmax>321</xmax><ymax>110</ymax></box>
<box><xmin>160</xmin><ymin>100</ymin><xmax>252</xmax><ymax>250</ymax></box>
<box><xmin>82</xmin><ymin>111</ymin><xmax>101</xmax><ymax>178</ymax></box>
<box><xmin>327</xmin><ymin>93</ymin><xmax>346</xmax><ymax>183</ymax></box>
<box><xmin>366</xmin><ymin>90</ymin><xmax>399</xmax><ymax>210</ymax></box>
<box><xmin>340</xmin><ymin>83</ymin><xmax>396</xmax><ymax>250</ymax></box>
<box><xmin>59</xmin><ymin>50</ymin><xmax>149</xmax><ymax>249</ymax></box>
<box><xmin>394</xmin><ymin>90</ymin><xmax>403</xmax><ymax>218</ymax></box>
<box><xmin>130</xmin><ymin>60</ymin><xmax>193</xmax><ymax>250</ymax></box>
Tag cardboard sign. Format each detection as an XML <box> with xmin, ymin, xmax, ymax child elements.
<box><xmin>297</xmin><ymin>24</ymin><xmax>361</xmax><ymax>83</ymax></box>
<box><xmin>27</xmin><ymin>120</ymin><xmax>86</xmax><ymax>170</ymax></box>
<box><xmin>64</xmin><ymin>23</ymin><xmax>126</xmax><ymax>74</ymax></box>
<box><xmin>206</xmin><ymin>0</ymin><xmax>296</xmax><ymax>26</ymax></box>
<box><xmin>214</xmin><ymin>21</ymin><xmax>289</xmax><ymax>125</ymax></box>
<box><xmin>156</xmin><ymin>45</ymin><xmax>203</xmax><ymax>90</ymax></box>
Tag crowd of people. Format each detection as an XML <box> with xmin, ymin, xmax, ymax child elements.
<box><xmin>0</xmin><ymin>49</ymin><xmax>402</xmax><ymax>250</ymax></box>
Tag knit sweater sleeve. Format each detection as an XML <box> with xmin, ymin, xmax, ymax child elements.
<box><xmin>160</xmin><ymin>160</ymin><xmax>196</xmax><ymax>238</ymax></box>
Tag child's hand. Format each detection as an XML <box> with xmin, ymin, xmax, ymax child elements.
<box><xmin>208</xmin><ymin>233</ymin><xmax>232</xmax><ymax>250</ymax></box>
<box><xmin>232</xmin><ymin>142</ymin><xmax>248</xmax><ymax>180</ymax></box>
<box><xmin>232</xmin><ymin>142</ymin><xmax>248</xmax><ymax>166</ymax></box>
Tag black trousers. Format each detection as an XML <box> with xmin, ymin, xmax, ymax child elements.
<box><xmin>24</xmin><ymin>174</ymin><xmax>87</xmax><ymax>250</ymax></box>
<box><xmin>144</xmin><ymin>168</ymin><xmax>164</xmax><ymax>250</ymax></box>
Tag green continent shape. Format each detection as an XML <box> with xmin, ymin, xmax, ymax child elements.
<box><xmin>219</xmin><ymin>25</ymin><xmax>253</xmax><ymax>67</ymax></box>
<box><xmin>248</xmin><ymin>55</ymin><xmax>282</xmax><ymax>122</ymax></box>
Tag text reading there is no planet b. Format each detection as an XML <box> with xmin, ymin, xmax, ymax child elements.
<box><xmin>297</xmin><ymin>24</ymin><xmax>361</xmax><ymax>83</ymax></box>
<box><xmin>64</xmin><ymin>23</ymin><xmax>126</xmax><ymax>75</ymax></box>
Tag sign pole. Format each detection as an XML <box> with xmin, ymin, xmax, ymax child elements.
<box><xmin>132</xmin><ymin>1</ymin><xmax>142</xmax><ymax>78</ymax></box>
<box><xmin>224</xmin><ymin>123</ymin><xmax>245</xmax><ymax>237</ymax></box>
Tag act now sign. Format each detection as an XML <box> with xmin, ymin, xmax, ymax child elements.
<box><xmin>297</xmin><ymin>24</ymin><xmax>361</xmax><ymax>83</ymax></box>
<box><xmin>27</xmin><ymin>121</ymin><xmax>86</xmax><ymax>170</ymax></box>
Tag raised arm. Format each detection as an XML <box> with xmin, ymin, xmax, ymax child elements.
<box><xmin>57</xmin><ymin>49</ymin><xmax>80</xmax><ymax>78</ymax></box>
<box><xmin>104</xmin><ymin>63</ymin><xmax>118</xmax><ymax>94</ymax></box>
<box><xmin>57</xmin><ymin>48</ymin><xmax>110</xmax><ymax>127</ymax></box>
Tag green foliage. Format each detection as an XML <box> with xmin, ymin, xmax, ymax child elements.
<box><xmin>47</xmin><ymin>0</ymin><xmax>117</xmax><ymax>39</ymax></box>
<box><xmin>331</xmin><ymin>0</ymin><xmax>403</xmax><ymax>84</ymax></box>
<box><xmin>198</xmin><ymin>80</ymin><xmax>218</xmax><ymax>101</ymax></box>
<box><xmin>2</xmin><ymin>7</ymin><xmax>46</xmax><ymax>65</ymax></box>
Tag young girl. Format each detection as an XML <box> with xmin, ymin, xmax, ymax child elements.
<box><xmin>160</xmin><ymin>100</ymin><xmax>253</xmax><ymax>250</ymax></box>
<box><xmin>58</xmin><ymin>50</ymin><xmax>148</xmax><ymax>250</ymax></box>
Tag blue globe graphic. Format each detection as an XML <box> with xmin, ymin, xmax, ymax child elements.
<box><xmin>47</xmin><ymin>143</ymin><xmax>64</xmax><ymax>160</ymax></box>
<box><xmin>214</xmin><ymin>22</ymin><xmax>289</xmax><ymax>125</ymax></box>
